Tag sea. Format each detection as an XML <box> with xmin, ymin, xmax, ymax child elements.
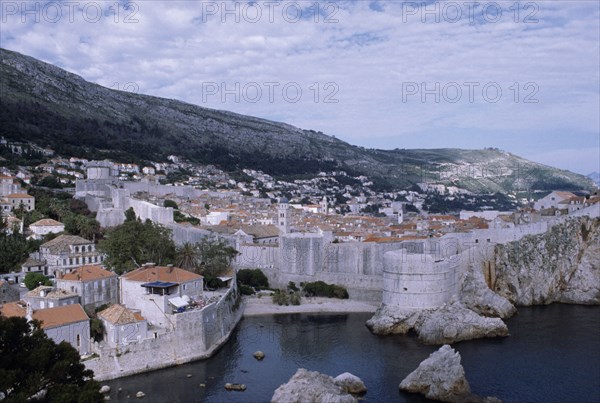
<box><xmin>106</xmin><ymin>304</ymin><xmax>600</xmax><ymax>403</ymax></box>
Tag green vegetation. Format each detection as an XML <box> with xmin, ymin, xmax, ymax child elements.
<box><xmin>23</xmin><ymin>272</ymin><xmax>53</xmax><ymax>290</ymax></box>
<box><xmin>0</xmin><ymin>217</ymin><xmax>41</xmax><ymax>273</ymax></box>
<box><xmin>99</xmin><ymin>209</ymin><xmax>176</xmax><ymax>274</ymax></box>
<box><xmin>89</xmin><ymin>317</ymin><xmax>104</xmax><ymax>343</ymax></box>
<box><xmin>0</xmin><ymin>316</ymin><xmax>103</xmax><ymax>402</ymax></box>
<box><xmin>237</xmin><ymin>269</ymin><xmax>269</xmax><ymax>290</ymax></box>
<box><xmin>195</xmin><ymin>237</ymin><xmax>239</xmax><ymax>278</ymax></box>
<box><xmin>302</xmin><ymin>281</ymin><xmax>349</xmax><ymax>299</ymax></box>
<box><xmin>163</xmin><ymin>199</ymin><xmax>178</xmax><ymax>209</ymax></box>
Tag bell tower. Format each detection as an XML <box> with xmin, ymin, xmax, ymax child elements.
<box><xmin>277</xmin><ymin>197</ymin><xmax>289</xmax><ymax>234</ymax></box>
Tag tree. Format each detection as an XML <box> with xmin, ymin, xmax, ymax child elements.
<box><xmin>0</xmin><ymin>233</ymin><xmax>29</xmax><ymax>273</ymax></box>
<box><xmin>163</xmin><ymin>199</ymin><xmax>178</xmax><ymax>209</ymax></box>
<box><xmin>124</xmin><ymin>207</ymin><xmax>136</xmax><ymax>223</ymax></box>
<box><xmin>24</xmin><ymin>272</ymin><xmax>52</xmax><ymax>290</ymax></box>
<box><xmin>0</xmin><ymin>316</ymin><xmax>103</xmax><ymax>402</ymax></box>
<box><xmin>99</xmin><ymin>218</ymin><xmax>176</xmax><ymax>274</ymax></box>
<box><xmin>176</xmin><ymin>242</ymin><xmax>199</xmax><ymax>271</ymax></box>
<box><xmin>196</xmin><ymin>237</ymin><xmax>239</xmax><ymax>277</ymax></box>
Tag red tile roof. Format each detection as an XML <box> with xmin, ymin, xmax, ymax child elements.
<box><xmin>122</xmin><ymin>265</ymin><xmax>202</xmax><ymax>283</ymax></box>
<box><xmin>61</xmin><ymin>265</ymin><xmax>116</xmax><ymax>282</ymax></box>
<box><xmin>32</xmin><ymin>304</ymin><xmax>89</xmax><ymax>329</ymax></box>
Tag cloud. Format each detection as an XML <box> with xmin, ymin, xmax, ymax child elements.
<box><xmin>0</xmin><ymin>0</ymin><xmax>598</xmax><ymax>173</ymax></box>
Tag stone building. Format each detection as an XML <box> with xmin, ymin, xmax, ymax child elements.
<box><xmin>0</xmin><ymin>279</ymin><xmax>19</xmax><ymax>304</ymax></box>
<box><xmin>37</xmin><ymin>235</ymin><xmax>105</xmax><ymax>276</ymax></box>
<box><xmin>98</xmin><ymin>304</ymin><xmax>148</xmax><ymax>348</ymax></box>
<box><xmin>0</xmin><ymin>301</ymin><xmax>91</xmax><ymax>355</ymax></box>
<box><xmin>29</xmin><ymin>218</ymin><xmax>65</xmax><ymax>240</ymax></box>
<box><xmin>24</xmin><ymin>286</ymin><xmax>79</xmax><ymax>310</ymax></box>
<box><xmin>120</xmin><ymin>264</ymin><xmax>203</xmax><ymax>328</ymax></box>
<box><xmin>55</xmin><ymin>265</ymin><xmax>118</xmax><ymax>311</ymax></box>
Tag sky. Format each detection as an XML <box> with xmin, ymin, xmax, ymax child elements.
<box><xmin>1</xmin><ymin>0</ymin><xmax>599</xmax><ymax>175</ymax></box>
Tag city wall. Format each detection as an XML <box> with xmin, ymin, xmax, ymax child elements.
<box><xmin>85</xmin><ymin>283</ymin><xmax>243</xmax><ymax>381</ymax></box>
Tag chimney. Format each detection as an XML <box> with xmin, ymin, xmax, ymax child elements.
<box><xmin>167</xmin><ymin>264</ymin><xmax>174</xmax><ymax>273</ymax></box>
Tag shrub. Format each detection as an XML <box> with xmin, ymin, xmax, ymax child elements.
<box><xmin>289</xmin><ymin>292</ymin><xmax>301</xmax><ymax>306</ymax></box>
<box><xmin>238</xmin><ymin>284</ymin><xmax>255</xmax><ymax>295</ymax></box>
<box><xmin>272</xmin><ymin>289</ymin><xmax>289</xmax><ymax>306</ymax></box>
<box><xmin>287</xmin><ymin>281</ymin><xmax>299</xmax><ymax>292</ymax></box>
<box><xmin>302</xmin><ymin>281</ymin><xmax>349</xmax><ymax>299</ymax></box>
<box><xmin>204</xmin><ymin>275</ymin><xmax>226</xmax><ymax>290</ymax></box>
<box><xmin>237</xmin><ymin>269</ymin><xmax>269</xmax><ymax>290</ymax></box>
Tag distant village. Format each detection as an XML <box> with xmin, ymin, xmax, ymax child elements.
<box><xmin>1</xmin><ymin>136</ymin><xmax>599</xmax><ymax>374</ymax></box>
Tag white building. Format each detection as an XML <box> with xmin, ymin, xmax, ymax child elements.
<box><xmin>98</xmin><ymin>304</ymin><xmax>148</xmax><ymax>348</ymax></box>
<box><xmin>29</xmin><ymin>218</ymin><xmax>65</xmax><ymax>239</ymax></box>
<box><xmin>38</xmin><ymin>235</ymin><xmax>105</xmax><ymax>276</ymax></box>
<box><xmin>534</xmin><ymin>191</ymin><xmax>577</xmax><ymax>211</ymax></box>
<box><xmin>24</xmin><ymin>286</ymin><xmax>79</xmax><ymax>310</ymax></box>
<box><xmin>120</xmin><ymin>264</ymin><xmax>203</xmax><ymax>328</ymax></box>
<box><xmin>55</xmin><ymin>265</ymin><xmax>118</xmax><ymax>310</ymax></box>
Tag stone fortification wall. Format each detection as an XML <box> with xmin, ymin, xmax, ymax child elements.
<box><xmin>382</xmin><ymin>249</ymin><xmax>462</xmax><ymax>309</ymax></box>
<box><xmin>85</xmin><ymin>283</ymin><xmax>243</xmax><ymax>381</ymax></box>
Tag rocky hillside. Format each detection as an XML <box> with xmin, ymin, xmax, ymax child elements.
<box><xmin>0</xmin><ymin>48</ymin><xmax>594</xmax><ymax>193</ymax></box>
<box><xmin>493</xmin><ymin>216</ymin><xmax>600</xmax><ymax>305</ymax></box>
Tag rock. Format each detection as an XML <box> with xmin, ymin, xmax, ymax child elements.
<box><xmin>334</xmin><ymin>372</ymin><xmax>367</xmax><ymax>395</ymax></box>
<box><xmin>494</xmin><ymin>217</ymin><xmax>600</xmax><ymax>306</ymax></box>
<box><xmin>224</xmin><ymin>383</ymin><xmax>247</xmax><ymax>391</ymax></box>
<box><xmin>415</xmin><ymin>302</ymin><xmax>509</xmax><ymax>345</ymax></box>
<box><xmin>459</xmin><ymin>264</ymin><xmax>517</xmax><ymax>319</ymax></box>
<box><xmin>272</xmin><ymin>368</ymin><xmax>357</xmax><ymax>403</ymax></box>
<box><xmin>400</xmin><ymin>345</ymin><xmax>472</xmax><ymax>402</ymax></box>
<box><xmin>99</xmin><ymin>385</ymin><xmax>111</xmax><ymax>394</ymax></box>
<box><xmin>135</xmin><ymin>391</ymin><xmax>145</xmax><ymax>398</ymax></box>
<box><xmin>253</xmin><ymin>351</ymin><xmax>265</xmax><ymax>360</ymax></box>
<box><xmin>367</xmin><ymin>303</ymin><xmax>508</xmax><ymax>345</ymax></box>
<box><xmin>199</xmin><ymin>383</ymin><xmax>206</xmax><ymax>388</ymax></box>
<box><xmin>365</xmin><ymin>305</ymin><xmax>422</xmax><ymax>336</ymax></box>
<box><xmin>186</xmin><ymin>374</ymin><xmax>192</xmax><ymax>378</ymax></box>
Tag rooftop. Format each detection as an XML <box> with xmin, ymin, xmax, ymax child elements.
<box><xmin>30</xmin><ymin>218</ymin><xmax>63</xmax><ymax>227</ymax></box>
<box><xmin>41</xmin><ymin>234</ymin><xmax>92</xmax><ymax>254</ymax></box>
<box><xmin>25</xmin><ymin>286</ymin><xmax>78</xmax><ymax>299</ymax></box>
<box><xmin>32</xmin><ymin>304</ymin><xmax>89</xmax><ymax>329</ymax></box>
<box><xmin>0</xmin><ymin>301</ymin><xmax>26</xmax><ymax>318</ymax></box>
<box><xmin>98</xmin><ymin>304</ymin><xmax>145</xmax><ymax>325</ymax></box>
<box><xmin>122</xmin><ymin>265</ymin><xmax>202</xmax><ymax>284</ymax></box>
<box><xmin>60</xmin><ymin>265</ymin><xmax>116</xmax><ymax>282</ymax></box>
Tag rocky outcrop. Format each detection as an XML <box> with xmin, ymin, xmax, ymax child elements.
<box><xmin>493</xmin><ymin>217</ymin><xmax>599</xmax><ymax>306</ymax></box>
<box><xmin>366</xmin><ymin>303</ymin><xmax>508</xmax><ymax>345</ymax></box>
<box><xmin>415</xmin><ymin>303</ymin><xmax>508</xmax><ymax>345</ymax></box>
<box><xmin>334</xmin><ymin>373</ymin><xmax>367</xmax><ymax>395</ymax></box>
<box><xmin>400</xmin><ymin>345</ymin><xmax>500</xmax><ymax>402</ymax></box>
<box><xmin>459</xmin><ymin>263</ymin><xmax>516</xmax><ymax>319</ymax></box>
<box><xmin>271</xmin><ymin>369</ymin><xmax>363</xmax><ymax>403</ymax></box>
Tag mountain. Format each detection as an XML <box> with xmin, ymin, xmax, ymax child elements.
<box><xmin>587</xmin><ymin>172</ymin><xmax>600</xmax><ymax>187</ymax></box>
<box><xmin>0</xmin><ymin>48</ymin><xmax>595</xmax><ymax>193</ymax></box>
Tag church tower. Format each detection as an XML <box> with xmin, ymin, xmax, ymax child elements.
<box><xmin>277</xmin><ymin>197</ymin><xmax>289</xmax><ymax>234</ymax></box>
<box><xmin>320</xmin><ymin>196</ymin><xmax>328</xmax><ymax>215</ymax></box>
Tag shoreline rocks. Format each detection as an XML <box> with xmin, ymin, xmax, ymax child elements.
<box><xmin>400</xmin><ymin>345</ymin><xmax>500</xmax><ymax>402</ymax></box>
<box><xmin>366</xmin><ymin>302</ymin><xmax>509</xmax><ymax>345</ymax></box>
<box><xmin>271</xmin><ymin>369</ymin><xmax>366</xmax><ymax>403</ymax></box>
<box><xmin>253</xmin><ymin>351</ymin><xmax>265</xmax><ymax>360</ymax></box>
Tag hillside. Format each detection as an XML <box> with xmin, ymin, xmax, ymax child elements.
<box><xmin>0</xmin><ymin>48</ymin><xmax>594</xmax><ymax>193</ymax></box>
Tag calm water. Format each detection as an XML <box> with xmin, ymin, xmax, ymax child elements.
<box><xmin>106</xmin><ymin>304</ymin><xmax>600</xmax><ymax>403</ymax></box>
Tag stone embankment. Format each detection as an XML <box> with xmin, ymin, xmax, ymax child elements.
<box><xmin>400</xmin><ymin>345</ymin><xmax>500</xmax><ymax>402</ymax></box>
<box><xmin>271</xmin><ymin>369</ymin><xmax>366</xmax><ymax>403</ymax></box>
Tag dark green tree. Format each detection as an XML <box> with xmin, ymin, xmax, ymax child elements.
<box><xmin>163</xmin><ymin>199</ymin><xmax>178</xmax><ymax>209</ymax></box>
<box><xmin>0</xmin><ymin>316</ymin><xmax>103</xmax><ymax>402</ymax></box>
<box><xmin>175</xmin><ymin>242</ymin><xmax>199</xmax><ymax>271</ymax></box>
<box><xmin>0</xmin><ymin>233</ymin><xmax>29</xmax><ymax>273</ymax></box>
<box><xmin>196</xmin><ymin>237</ymin><xmax>239</xmax><ymax>277</ymax></box>
<box><xmin>98</xmin><ymin>218</ymin><xmax>176</xmax><ymax>274</ymax></box>
<box><xmin>23</xmin><ymin>272</ymin><xmax>52</xmax><ymax>290</ymax></box>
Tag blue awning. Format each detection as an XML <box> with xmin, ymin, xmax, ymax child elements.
<box><xmin>141</xmin><ymin>281</ymin><xmax>177</xmax><ymax>288</ymax></box>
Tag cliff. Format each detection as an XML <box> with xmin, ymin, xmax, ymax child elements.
<box><xmin>493</xmin><ymin>217</ymin><xmax>600</xmax><ymax>306</ymax></box>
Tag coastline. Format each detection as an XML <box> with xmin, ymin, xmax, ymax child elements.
<box><xmin>242</xmin><ymin>295</ymin><xmax>379</xmax><ymax>317</ymax></box>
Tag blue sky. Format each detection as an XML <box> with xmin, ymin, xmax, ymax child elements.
<box><xmin>1</xmin><ymin>0</ymin><xmax>598</xmax><ymax>174</ymax></box>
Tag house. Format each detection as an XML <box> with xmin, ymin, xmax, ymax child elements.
<box><xmin>120</xmin><ymin>264</ymin><xmax>203</xmax><ymax>328</ymax></box>
<box><xmin>0</xmin><ymin>301</ymin><xmax>90</xmax><ymax>355</ymax></box>
<box><xmin>21</xmin><ymin>258</ymin><xmax>48</xmax><ymax>276</ymax></box>
<box><xmin>0</xmin><ymin>279</ymin><xmax>19</xmax><ymax>304</ymax></box>
<box><xmin>55</xmin><ymin>265</ymin><xmax>118</xmax><ymax>310</ymax></box>
<box><xmin>5</xmin><ymin>193</ymin><xmax>35</xmax><ymax>211</ymax></box>
<box><xmin>142</xmin><ymin>167</ymin><xmax>156</xmax><ymax>175</ymax></box>
<box><xmin>98</xmin><ymin>304</ymin><xmax>148</xmax><ymax>348</ymax></box>
<box><xmin>24</xmin><ymin>285</ymin><xmax>79</xmax><ymax>310</ymax></box>
<box><xmin>38</xmin><ymin>235</ymin><xmax>105</xmax><ymax>276</ymax></box>
<box><xmin>2</xmin><ymin>215</ymin><xmax>23</xmax><ymax>235</ymax></box>
<box><xmin>534</xmin><ymin>191</ymin><xmax>577</xmax><ymax>211</ymax></box>
<box><xmin>31</xmin><ymin>304</ymin><xmax>91</xmax><ymax>355</ymax></box>
<box><xmin>29</xmin><ymin>218</ymin><xmax>65</xmax><ymax>239</ymax></box>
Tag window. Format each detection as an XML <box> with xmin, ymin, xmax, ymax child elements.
<box><xmin>76</xmin><ymin>334</ymin><xmax>81</xmax><ymax>348</ymax></box>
